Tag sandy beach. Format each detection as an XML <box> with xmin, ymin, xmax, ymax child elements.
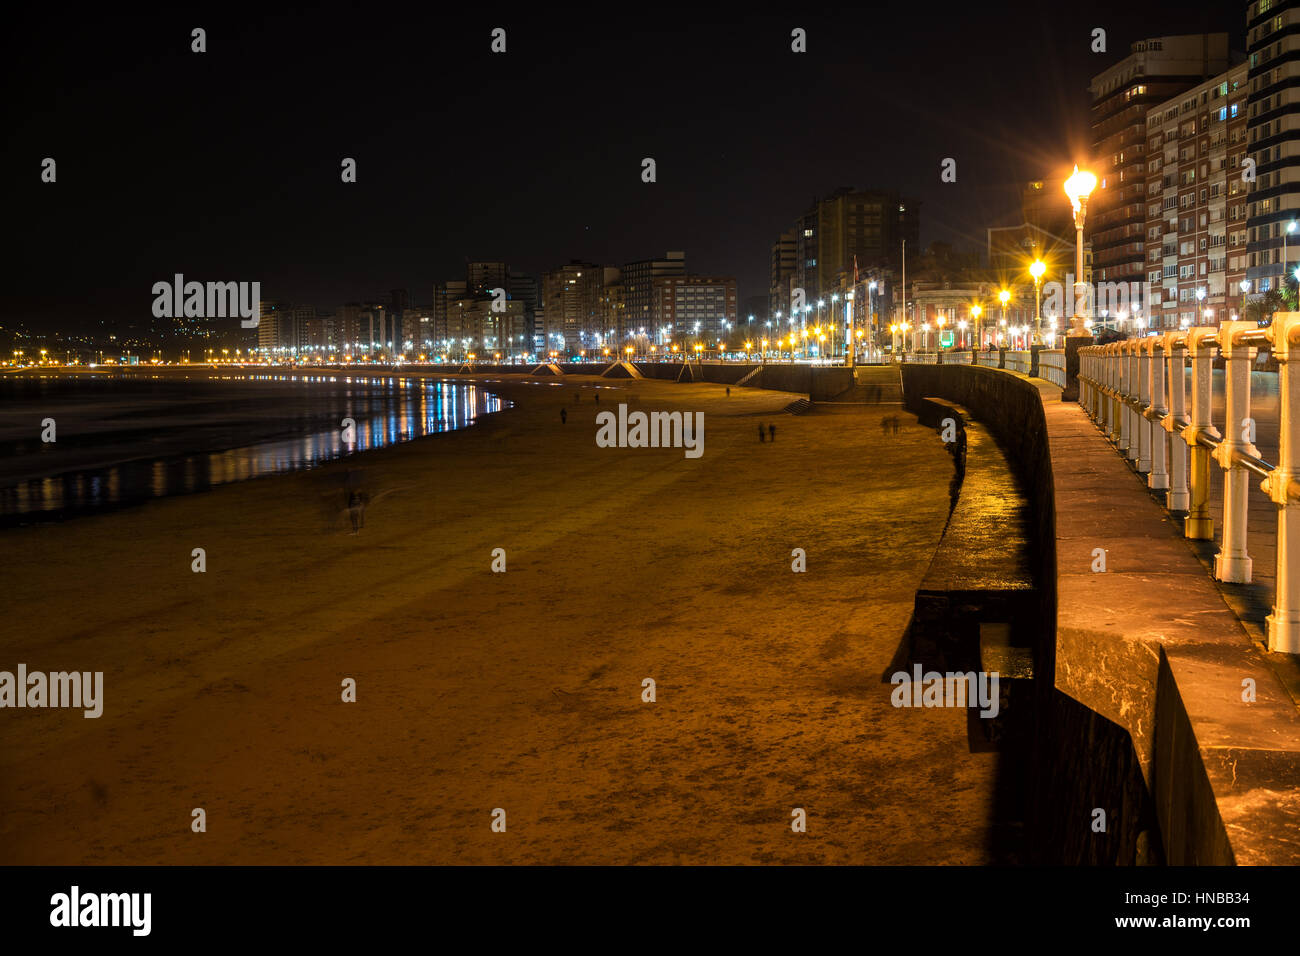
<box><xmin>0</xmin><ymin>373</ymin><xmax>1004</xmax><ymax>864</ymax></box>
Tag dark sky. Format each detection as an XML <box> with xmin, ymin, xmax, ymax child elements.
<box><xmin>4</xmin><ymin>1</ymin><xmax>1243</xmax><ymax>332</ymax></box>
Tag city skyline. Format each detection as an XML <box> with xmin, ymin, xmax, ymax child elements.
<box><xmin>5</xmin><ymin>4</ymin><xmax>1242</xmax><ymax>336</ymax></box>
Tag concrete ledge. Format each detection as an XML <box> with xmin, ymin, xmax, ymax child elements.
<box><xmin>902</xmin><ymin>362</ymin><xmax>1300</xmax><ymax>864</ymax></box>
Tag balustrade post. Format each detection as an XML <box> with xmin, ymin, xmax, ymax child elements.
<box><xmin>1264</xmin><ymin>312</ymin><xmax>1300</xmax><ymax>652</ymax></box>
<box><xmin>1213</xmin><ymin>320</ymin><xmax>1257</xmax><ymax>583</ymax></box>
<box><xmin>1104</xmin><ymin>345</ymin><xmax>1117</xmax><ymax>439</ymax></box>
<box><xmin>1123</xmin><ymin>343</ymin><xmax>1133</xmax><ymax>465</ymax></box>
<box><xmin>1119</xmin><ymin>344</ymin><xmax>1135</xmax><ymax>456</ymax></box>
<box><xmin>1164</xmin><ymin>332</ymin><xmax>1190</xmax><ymax>511</ymax></box>
<box><xmin>1146</xmin><ymin>338</ymin><xmax>1169</xmax><ymax>490</ymax></box>
<box><xmin>1136</xmin><ymin>340</ymin><xmax>1151</xmax><ymax>472</ymax></box>
<box><xmin>1183</xmin><ymin>327</ymin><xmax>1219</xmax><ymax>540</ymax></box>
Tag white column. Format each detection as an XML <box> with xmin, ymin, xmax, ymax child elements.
<box><xmin>1213</xmin><ymin>320</ymin><xmax>1257</xmax><ymax>583</ymax></box>
<box><xmin>1164</xmin><ymin>333</ymin><xmax>1190</xmax><ymax>511</ymax></box>
<box><xmin>1147</xmin><ymin>338</ymin><xmax>1170</xmax><ymax>490</ymax></box>
<box><xmin>1183</xmin><ymin>327</ymin><xmax>1219</xmax><ymax>540</ymax></box>
<box><xmin>1265</xmin><ymin>312</ymin><xmax>1300</xmax><ymax>652</ymax></box>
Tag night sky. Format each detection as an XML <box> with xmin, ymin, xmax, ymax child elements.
<box><xmin>5</xmin><ymin>2</ymin><xmax>1242</xmax><ymax>332</ymax></box>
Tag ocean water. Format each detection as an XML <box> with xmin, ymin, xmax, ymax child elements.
<box><xmin>0</xmin><ymin>372</ymin><xmax>507</xmax><ymax>524</ymax></box>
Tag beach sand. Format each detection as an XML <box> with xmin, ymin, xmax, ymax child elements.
<box><xmin>0</xmin><ymin>373</ymin><xmax>1004</xmax><ymax>864</ymax></box>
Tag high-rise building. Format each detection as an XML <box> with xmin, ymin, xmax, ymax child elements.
<box><xmin>653</xmin><ymin>275</ymin><xmax>738</xmax><ymax>342</ymax></box>
<box><xmin>1144</xmin><ymin>61</ymin><xmax>1250</xmax><ymax>330</ymax></box>
<box><xmin>467</xmin><ymin>262</ymin><xmax>509</xmax><ymax>296</ymax></box>
<box><xmin>257</xmin><ymin>300</ymin><xmax>296</xmax><ymax>357</ymax></box>
<box><xmin>1088</xmin><ymin>34</ymin><xmax>1232</xmax><ymax>288</ymax></box>
<box><xmin>770</xmin><ymin>230</ymin><xmax>797</xmax><ymax>319</ymax></box>
<box><xmin>541</xmin><ymin>261</ymin><xmax>605</xmax><ymax>351</ymax></box>
<box><xmin>433</xmin><ymin>280</ymin><xmax>469</xmax><ymax>344</ymax></box>
<box><xmin>1245</xmin><ymin>0</ymin><xmax>1300</xmax><ymax>295</ymax></box>
<box><xmin>621</xmin><ymin>252</ymin><xmax>686</xmax><ymax>334</ymax></box>
<box><xmin>780</xmin><ymin>190</ymin><xmax>917</xmax><ymax>306</ymax></box>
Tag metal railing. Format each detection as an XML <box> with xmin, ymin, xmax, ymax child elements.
<box><xmin>1078</xmin><ymin>313</ymin><xmax>1300</xmax><ymax>653</ymax></box>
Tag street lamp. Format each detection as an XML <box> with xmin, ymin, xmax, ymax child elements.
<box><xmin>1029</xmin><ymin>259</ymin><xmax>1046</xmax><ymax>344</ymax></box>
<box><xmin>1063</xmin><ymin>164</ymin><xmax>1097</xmax><ymax>336</ymax></box>
<box><xmin>970</xmin><ymin>304</ymin><xmax>982</xmax><ymax>351</ymax></box>
<box><xmin>997</xmin><ymin>289</ymin><xmax>1010</xmax><ymax>352</ymax></box>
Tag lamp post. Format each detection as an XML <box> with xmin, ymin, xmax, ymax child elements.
<box><xmin>1063</xmin><ymin>164</ymin><xmax>1097</xmax><ymax>336</ymax></box>
<box><xmin>997</xmin><ymin>289</ymin><xmax>1010</xmax><ymax>352</ymax></box>
<box><xmin>970</xmin><ymin>304</ymin><xmax>982</xmax><ymax>351</ymax></box>
<box><xmin>1029</xmin><ymin>259</ymin><xmax>1046</xmax><ymax>344</ymax></box>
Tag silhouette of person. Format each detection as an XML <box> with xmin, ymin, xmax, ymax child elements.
<box><xmin>594</xmin><ymin>392</ymin><xmax>600</xmax><ymax>404</ymax></box>
<box><xmin>561</xmin><ymin>407</ymin><xmax>568</xmax><ymax>424</ymax></box>
<box><xmin>726</xmin><ymin>386</ymin><xmax>731</xmax><ymax>397</ymax></box>
<box><xmin>759</xmin><ymin>423</ymin><xmax>765</xmax><ymax>443</ymax></box>
<box><xmin>768</xmin><ymin>423</ymin><xmax>776</xmax><ymax>442</ymax></box>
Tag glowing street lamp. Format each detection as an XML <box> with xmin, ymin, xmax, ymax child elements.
<box><xmin>1063</xmin><ymin>164</ymin><xmax>1097</xmax><ymax>336</ymax></box>
<box><xmin>1029</xmin><ymin>259</ymin><xmax>1046</xmax><ymax>344</ymax></box>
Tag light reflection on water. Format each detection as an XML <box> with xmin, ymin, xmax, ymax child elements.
<box><xmin>0</xmin><ymin>374</ymin><xmax>507</xmax><ymax>525</ymax></box>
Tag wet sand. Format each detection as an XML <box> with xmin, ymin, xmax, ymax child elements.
<box><xmin>0</xmin><ymin>374</ymin><xmax>1001</xmax><ymax>864</ymax></box>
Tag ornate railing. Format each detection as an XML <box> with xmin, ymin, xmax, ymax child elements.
<box><xmin>1078</xmin><ymin>314</ymin><xmax>1300</xmax><ymax>653</ymax></box>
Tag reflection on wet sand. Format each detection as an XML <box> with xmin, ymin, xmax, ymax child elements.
<box><xmin>0</xmin><ymin>376</ymin><xmax>505</xmax><ymax>525</ymax></box>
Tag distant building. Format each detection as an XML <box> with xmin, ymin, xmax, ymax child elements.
<box><xmin>467</xmin><ymin>262</ymin><xmax>509</xmax><ymax>296</ymax></box>
<box><xmin>540</xmin><ymin>261</ymin><xmax>605</xmax><ymax>351</ymax></box>
<box><xmin>778</xmin><ymin>189</ymin><xmax>918</xmax><ymax>306</ymax></box>
<box><xmin>1245</xmin><ymin>0</ymin><xmax>1300</xmax><ymax>296</ymax></box>
<box><xmin>257</xmin><ymin>300</ymin><xmax>296</xmax><ymax>357</ymax></box>
<box><xmin>621</xmin><ymin>252</ymin><xmax>686</xmax><ymax>337</ymax></box>
<box><xmin>652</xmin><ymin>275</ymin><xmax>737</xmax><ymax>343</ymax></box>
<box><xmin>769</xmin><ymin>230</ymin><xmax>797</xmax><ymax>318</ymax></box>
<box><xmin>1089</xmin><ymin>34</ymin><xmax>1233</xmax><ymax>288</ymax></box>
<box><xmin>1144</xmin><ymin>60</ymin><xmax>1249</xmax><ymax>330</ymax></box>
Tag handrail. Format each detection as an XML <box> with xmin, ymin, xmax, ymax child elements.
<box><xmin>1076</xmin><ymin>312</ymin><xmax>1300</xmax><ymax>653</ymax></box>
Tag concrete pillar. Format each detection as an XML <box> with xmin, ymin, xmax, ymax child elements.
<box><xmin>1164</xmin><ymin>333</ymin><xmax>1190</xmax><ymax>511</ymax></box>
<box><xmin>1183</xmin><ymin>328</ymin><xmax>1220</xmax><ymax>540</ymax></box>
<box><xmin>1213</xmin><ymin>320</ymin><xmax>1258</xmax><ymax>583</ymax></box>
<box><xmin>1265</xmin><ymin>312</ymin><xmax>1300</xmax><ymax>652</ymax></box>
<box><xmin>1147</xmin><ymin>338</ymin><xmax>1169</xmax><ymax>490</ymax></box>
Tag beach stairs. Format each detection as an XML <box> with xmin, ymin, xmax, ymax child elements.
<box><xmin>782</xmin><ymin>398</ymin><xmax>813</xmax><ymax>415</ymax></box>
<box><xmin>826</xmin><ymin>365</ymin><xmax>903</xmax><ymax>404</ymax></box>
<box><xmin>735</xmin><ymin>366</ymin><xmax>762</xmax><ymax>387</ymax></box>
<box><xmin>529</xmin><ymin>362</ymin><xmax>563</xmax><ymax>376</ymax></box>
<box><xmin>675</xmin><ymin>362</ymin><xmax>699</xmax><ymax>383</ymax></box>
<box><xmin>601</xmin><ymin>361</ymin><xmax>643</xmax><ymax>379</ymax></box>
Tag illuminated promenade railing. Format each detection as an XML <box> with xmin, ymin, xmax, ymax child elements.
<box><xmin>902</xmin><ymin>348</ymin><xmax>1065</xmax><ymax>384</ymax></box>
<box><xmin>1078</xmin><ymin>313</ymin><xmax>1300</xmax><ymax>653</ymax></box>
<box><xmin>1004</xmin><ymin>350</ymin><xmax>1032</xmax><ymax>374</ymax></box>
<box><xmin>1037</xmin><ymin>349</ymin><xmax>1066</xmax><ymax>387</ymax></box>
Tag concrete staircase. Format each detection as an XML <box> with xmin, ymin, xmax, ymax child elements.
<box><xmin>825</xmin><ymin>365</ymin><xmax>903</xmax><ymax>404</ymax></box>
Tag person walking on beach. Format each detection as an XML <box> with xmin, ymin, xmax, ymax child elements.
<box><xmin>561</xmin><ymin>407</ymin><xmax>567</xmax><ymax>425</ymax></box>
<box><xmin>768</xmin><ymin>423</ymin><xmax>776</xmax><ymax>442</ymax></box>
<box><xmin>726</xmin><ymin>386</ymin><xmax>731</xmax><ymax>397</ymax></box>
<box><xmin>758</xmin><ymin>422</ymin><xmax>765</xmax><ymax>443</ymax></box>
<box><xmin>347</xmin><ymin>487</ymin><xmax>368</xmax><ymax>534</ymax></box>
